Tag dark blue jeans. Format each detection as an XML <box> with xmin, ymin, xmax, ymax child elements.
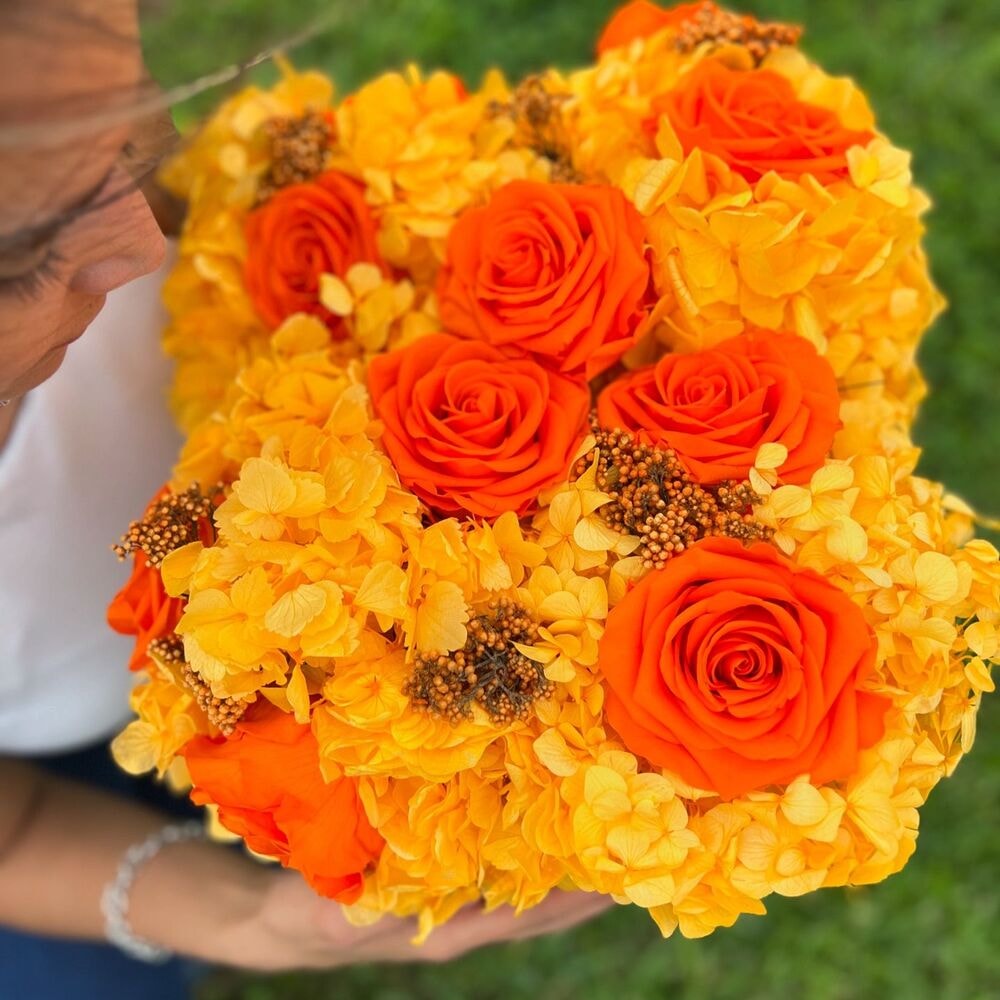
<box><xmin>0</xmin><ymin>742</ymin><xmax>205</xmax><ymax>1000</ymax></box>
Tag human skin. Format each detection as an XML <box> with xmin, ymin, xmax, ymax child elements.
<box><xmin>0</xmin><ymin>760</ymin><xmax>612</xmax><ymax>969</ymax></box>
<box><xmin>0</xmin><ymin>0</ymin><xmax>610</xmax><ymax>968</ymax></box>
<box><xmin>0</xmin><ymin>0</ymin><xmax>166</xmax><ymax>420</ymax></box>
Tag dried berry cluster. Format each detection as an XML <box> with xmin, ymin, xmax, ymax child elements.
<box><xmin>675</xmin><ymin>2</ymin><xmax>802</xmax><ymax>62</ymax></box>
<box><xmin>148</xmin><ymin>634</ymin><xmax>185</xmax><ymax>666</ymax></box>
<box><xmin>181</xmin><ymin>664</ymin><xmax>257</xmax><ymax>737</ymax></box>
<box><xmin>490</xmin><ymin>76</ymin><xmax>580</xmax><ymax>183</ymax></box>
<box><xmin>407</xmin><ymin>598</ymin><xmax>553</xmax><ymax>726</ymax></box>
<box><xmin>257</xmin><ymin>111</ymin><xmax>334</xmax><ymax>202</ymax></box>
<box><xmin>576</xmin><ymin>426</ymin><xmax>772</xmax><ymax>570</ymax></box>
<box><xmin>113</xmin><ymin>484</ymin><xmax>217</xmax><ymax>568</ymax></box>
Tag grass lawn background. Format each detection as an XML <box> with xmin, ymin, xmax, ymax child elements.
<box><xmin>141</xmin><ymin>2</ymin><xmax>1000</xmax><ymax>996</ymax></box>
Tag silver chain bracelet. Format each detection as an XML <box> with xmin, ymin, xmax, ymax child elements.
<box><xmin>100</xmin><ymin>820</ymin><xmax>206</xmax><ymax>963</ymax></box>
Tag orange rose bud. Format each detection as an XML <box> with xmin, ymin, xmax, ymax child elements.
<box><xmin>597</xmin><ymin>330</ymin><xmax>840</xmax><ymax>485</ymax></box>
<box><xmin>599</xmin><ymin>537</ymin><xmax>889</xmax><ymax>799</ymax></box>
<box><xmin>650</xmin><ymin>59</ymin><xmax>874</xmax><ymax>183</ymax></box>
<box><xmin>368</xmin><ymin>333</ymin><xmax>590</xmax><ymax>519</ymax></box>
<box><xmin>437</xmin><ymin>180</ymin><xmax>653</xmax><ymax>380</ymax></box>
<box><xmin>107</xmin><ymin>551</ymin><xmax>184</xmax><ymax>672</ymax></box>
<box><xmin>597</xmin><ymin>1</ymin><xmax>711</xmax><ymax>54</ymax></box>
<box><xmin>244</xmin><ymin>169</ymin><xmax>384</xmax><ymax>335</ymax></box>
<box><xmin>182</xmin><ymin>704</ymin><xmax>383</xmax><ymax>903</ymax></box>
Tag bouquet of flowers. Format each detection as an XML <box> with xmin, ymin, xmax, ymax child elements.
<box><xmin>108</xmin><ymin>1</ymin><xmax>1000</xmax><ymax>940</ymax></box>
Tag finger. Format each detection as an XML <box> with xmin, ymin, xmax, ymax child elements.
<box><xmin>415</xmin><ymin>901</ymin><xmax>538</xmax><ymax>961</ymax></box>
<box><xmin>501</xmin><ymin>891</ymin><xmax>614</xmax><ymax>941</ymax></box>
<box><xmin>419</xmin><ymin>889</ymin><xmax>610</xmax><ymax>961</ymax></box>
<box><xmin>311</xmin><ymin>897</ymin><xmax>421</xmax><ymax>952</ymax></box>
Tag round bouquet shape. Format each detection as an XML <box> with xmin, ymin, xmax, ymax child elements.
<box><xmin>110</xmin><ymin>3</ymin><xmax>999</xmax><ymax>940</ymax></box>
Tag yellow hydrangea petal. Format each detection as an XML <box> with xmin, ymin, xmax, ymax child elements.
<box><xmin>755</xmin><ymin>443</ymin><xmax>789</xmax><ymax>471</ymax></box>
<box><xmin>287</xmin><ymin>663</ymin><xmax>311</xmax><ymax>724</ymax></box>
<box><xmin>623</xmin><ymin>874</ymin><xmax>677</xmax><ymax>908</ymax></box>
<box><xmin>779</xmin><ymin>778</ymin><xmax>829</xmax><ymax>827</ymax></box>
<box><xmin>414</xmin><ymin>581</ymin><xmax>469</xmax><ymax>653</ymax></box>
<box><xmin>160</xmin><ymin>542</ymin><xmax>204</xmax><ymax>598</ymax></box>
<box><xmin>111</xmin><ymin>721</ymin><xmax>160</xmax><ymax>775</ymax></box>
<box><xmin>264</xmin><ymin>583</ymin><xmax>328</xmax><ymax>637</ymax></box>
<box><xmin>319</xmin><ymin>274</ymin><xmax>354</xmax><ymax>316</ymax></box>
<box><xmin>965</xmin><ymin>623</ymin><xmax>998</xmax><ymax>661</ymax></box>
<box><xmin>355</xmin><ymin>563</ymin><xmax>409</xmax><ymax>620</ymax></box>
<box><xmin>234</xmin><ymin>457</ymin><xmax>297</xmax><ymax>515</ymax></box>
<box><xmin>913</xmin><ymin>550</ymin><xmax>960</xmax><ymax>603</ymax></box>
<box><xmin>532</xmin><ymin>730</ymin><xmax>581</xmax><ymax>777</ymax></box>
<box><xmin>826</xmin><ymin>517</ymin><xmax>868</xmax><ymax>563</ymax></box>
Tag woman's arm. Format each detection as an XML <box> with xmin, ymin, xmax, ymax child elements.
<box><xmin>0</xmin><ymin>758</ymin><xmax>261</xmax><ymax>956</ymax></box>
<box><xmin>0</xmin><ymin>758</ymin><xmax>611</xmax><ymax>970</ymax></box>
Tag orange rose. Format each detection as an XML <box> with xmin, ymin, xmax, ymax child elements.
<box><xmin>182</xmin><ymin>704</ymin><xmax>383</xmax><ymax>903</ymax></box>
<box><xmin>244</xmin><ymin>169</ymin><xmax>384</xmax><ymax>336</ymax></box>
<box><xmin>368</xmin><ymin>333</ymin><xmax>589</xmax><ymax>518</ymax></box>
<box><xmin>599</xmin><ymin>538</ymin><xmax>889</xmax><ymax>799</ymax></box>
<box><xmin>596</xmin><ymin>330</ymin><xmax>840</xmax><ymax>484</ymax></box>
<box><xmin>650</xmin><ymin>59</ymin><xmax>874</xmax><ymax>183</ymax></box>
<box><xmin>107</xmin><ymin>551</ymin><xmax>184</xmax><ymax>672</ymax></box>
<box><xmin>596</xmin><ymin>1</ymin><xmax>711</xmax><ymax>54</ymax></box>
<box><xmin>437</xmin><ymin>180</ymin><xmax>653</xmax><ymax>379</ymax></box>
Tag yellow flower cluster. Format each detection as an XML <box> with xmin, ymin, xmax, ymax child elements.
<box><xmin>159</xmin><ymin>318</ymin><xmax>422</xmax><ymax>709</ymax></box>
<box><xmin>330</xmin><ymin>66</ymin><xmax>548</xmax><ymax>280</ymax></box>
<box><xmin>112</xmin><ymin>2</ymin><xmax>998</xmax><ymax>942</ymax></box>
<box><xmin>160</xmin><ymin>62</ymin><xmax>336</xmax><ymax>431</ymax></box>
<box><xmin>112</xmin><ymin>664</ymin><xmax>207</xmax><ymax>778</ymax></box>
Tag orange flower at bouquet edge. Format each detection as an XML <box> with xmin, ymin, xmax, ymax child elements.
<box><xmin>650</xmin><ymin>58</ymin><xmax>875</xmax><ymax>183</ymax></box>
<box><xmin>182</xmin><ymin>704</ymin><xmax>383</xmax><ymax>902</ymax></box>
<box><xmin>108</xmin><ymin>551</ymin><xmax>185</xmax><ymax>672</ymax></box>
<box><xmin>598</xmin><ymin>537</ymin><xmax>889</xmax><ymax>800</ymax></box>
<box><xmin>596</xmin><ymin>1</ymin><xmax>712</xmax><ymax>54</ymax></box>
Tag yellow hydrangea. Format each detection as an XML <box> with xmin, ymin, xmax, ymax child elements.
<box><xmin>111</xmin><ymin>666</ymin><xmax>208</xmax><ymax>777</ymax></box>
<box><xmin>161</xmin><ymin>63</ymin><xmax>336</xmax><ymax>425</ymax></box>
<box><xmin>619</xmin><ymin>149</ymin><xmax>941</xmax><ymax>424</ymax></box>
<box><xmin>332</xmin><ymin>66</ymin><xmax>547</xmax><ymax>279</ymax></box>
<box><xmin>314</xmin><ymin>644</ymin><xmax>505</xmax><ymax>781</ymax></box>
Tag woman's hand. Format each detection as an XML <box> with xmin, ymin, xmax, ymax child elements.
<box><xmin>216</xmin><ymin>869</ymin><xmax>614</xmax><ymax>971</ymax></box>
<box><xmin>0</xmin><ymin>759</ymin><xmax>612</xmax><ymax>971</ymax></box>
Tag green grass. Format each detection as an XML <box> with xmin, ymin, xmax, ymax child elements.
<box><xmin>139</xmin><ymin>2</ymin><xmax>1000</xmax><ymax>996</ymax></box>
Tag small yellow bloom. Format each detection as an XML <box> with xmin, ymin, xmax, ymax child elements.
<box><xmin>111</xmin><ymin>670</ymin><xmax>206</xmax><ymax>776</ymax></box>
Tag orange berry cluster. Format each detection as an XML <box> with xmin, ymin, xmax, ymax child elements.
<box><xmin>576</xmin><ymin>425</ymin><xmax>771</xmax><ymax>570</ymax></box>
<box><xmin>113</xmin><ymin>484</ymin><xmax>217</xmax><ymax>568</ymax></box>
<box><xmin>148</xmin><ymin>634</ymin><xmax>185</xmax><ymax>666</ymax></box>
<box><xmin>675</xmin><ymin>2</ymin><xmax>802</xmax><ymax>62</ymax></box>
<box><xmin>490</xmin><ymin>76</ymin><xmax>580</xmax><ymax>183</ymax></box>
<box><xmin>257</xmin><ymin>111</ymin><xmax>334</xmax><ymax>202</ymax></box>
<box><xmin>181</xmin><ymin>664</ymin><xmax>257</xmax><ymax>737</ymax></box>
<box><xmin>407</xmin><ymin>597</ymin><xmax>553</xmax><ymax>725</ymax></box>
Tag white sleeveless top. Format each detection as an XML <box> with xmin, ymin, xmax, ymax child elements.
<box><xmin>0</xmin><ymin>250</ymin><xmax>181</xmax><ymax>755</ymax></box>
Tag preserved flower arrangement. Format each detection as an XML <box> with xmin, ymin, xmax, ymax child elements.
<box><xmin>108</xmin><ymin>1</ymin><xmax>999</xmax><ymax>942</ymax></box>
